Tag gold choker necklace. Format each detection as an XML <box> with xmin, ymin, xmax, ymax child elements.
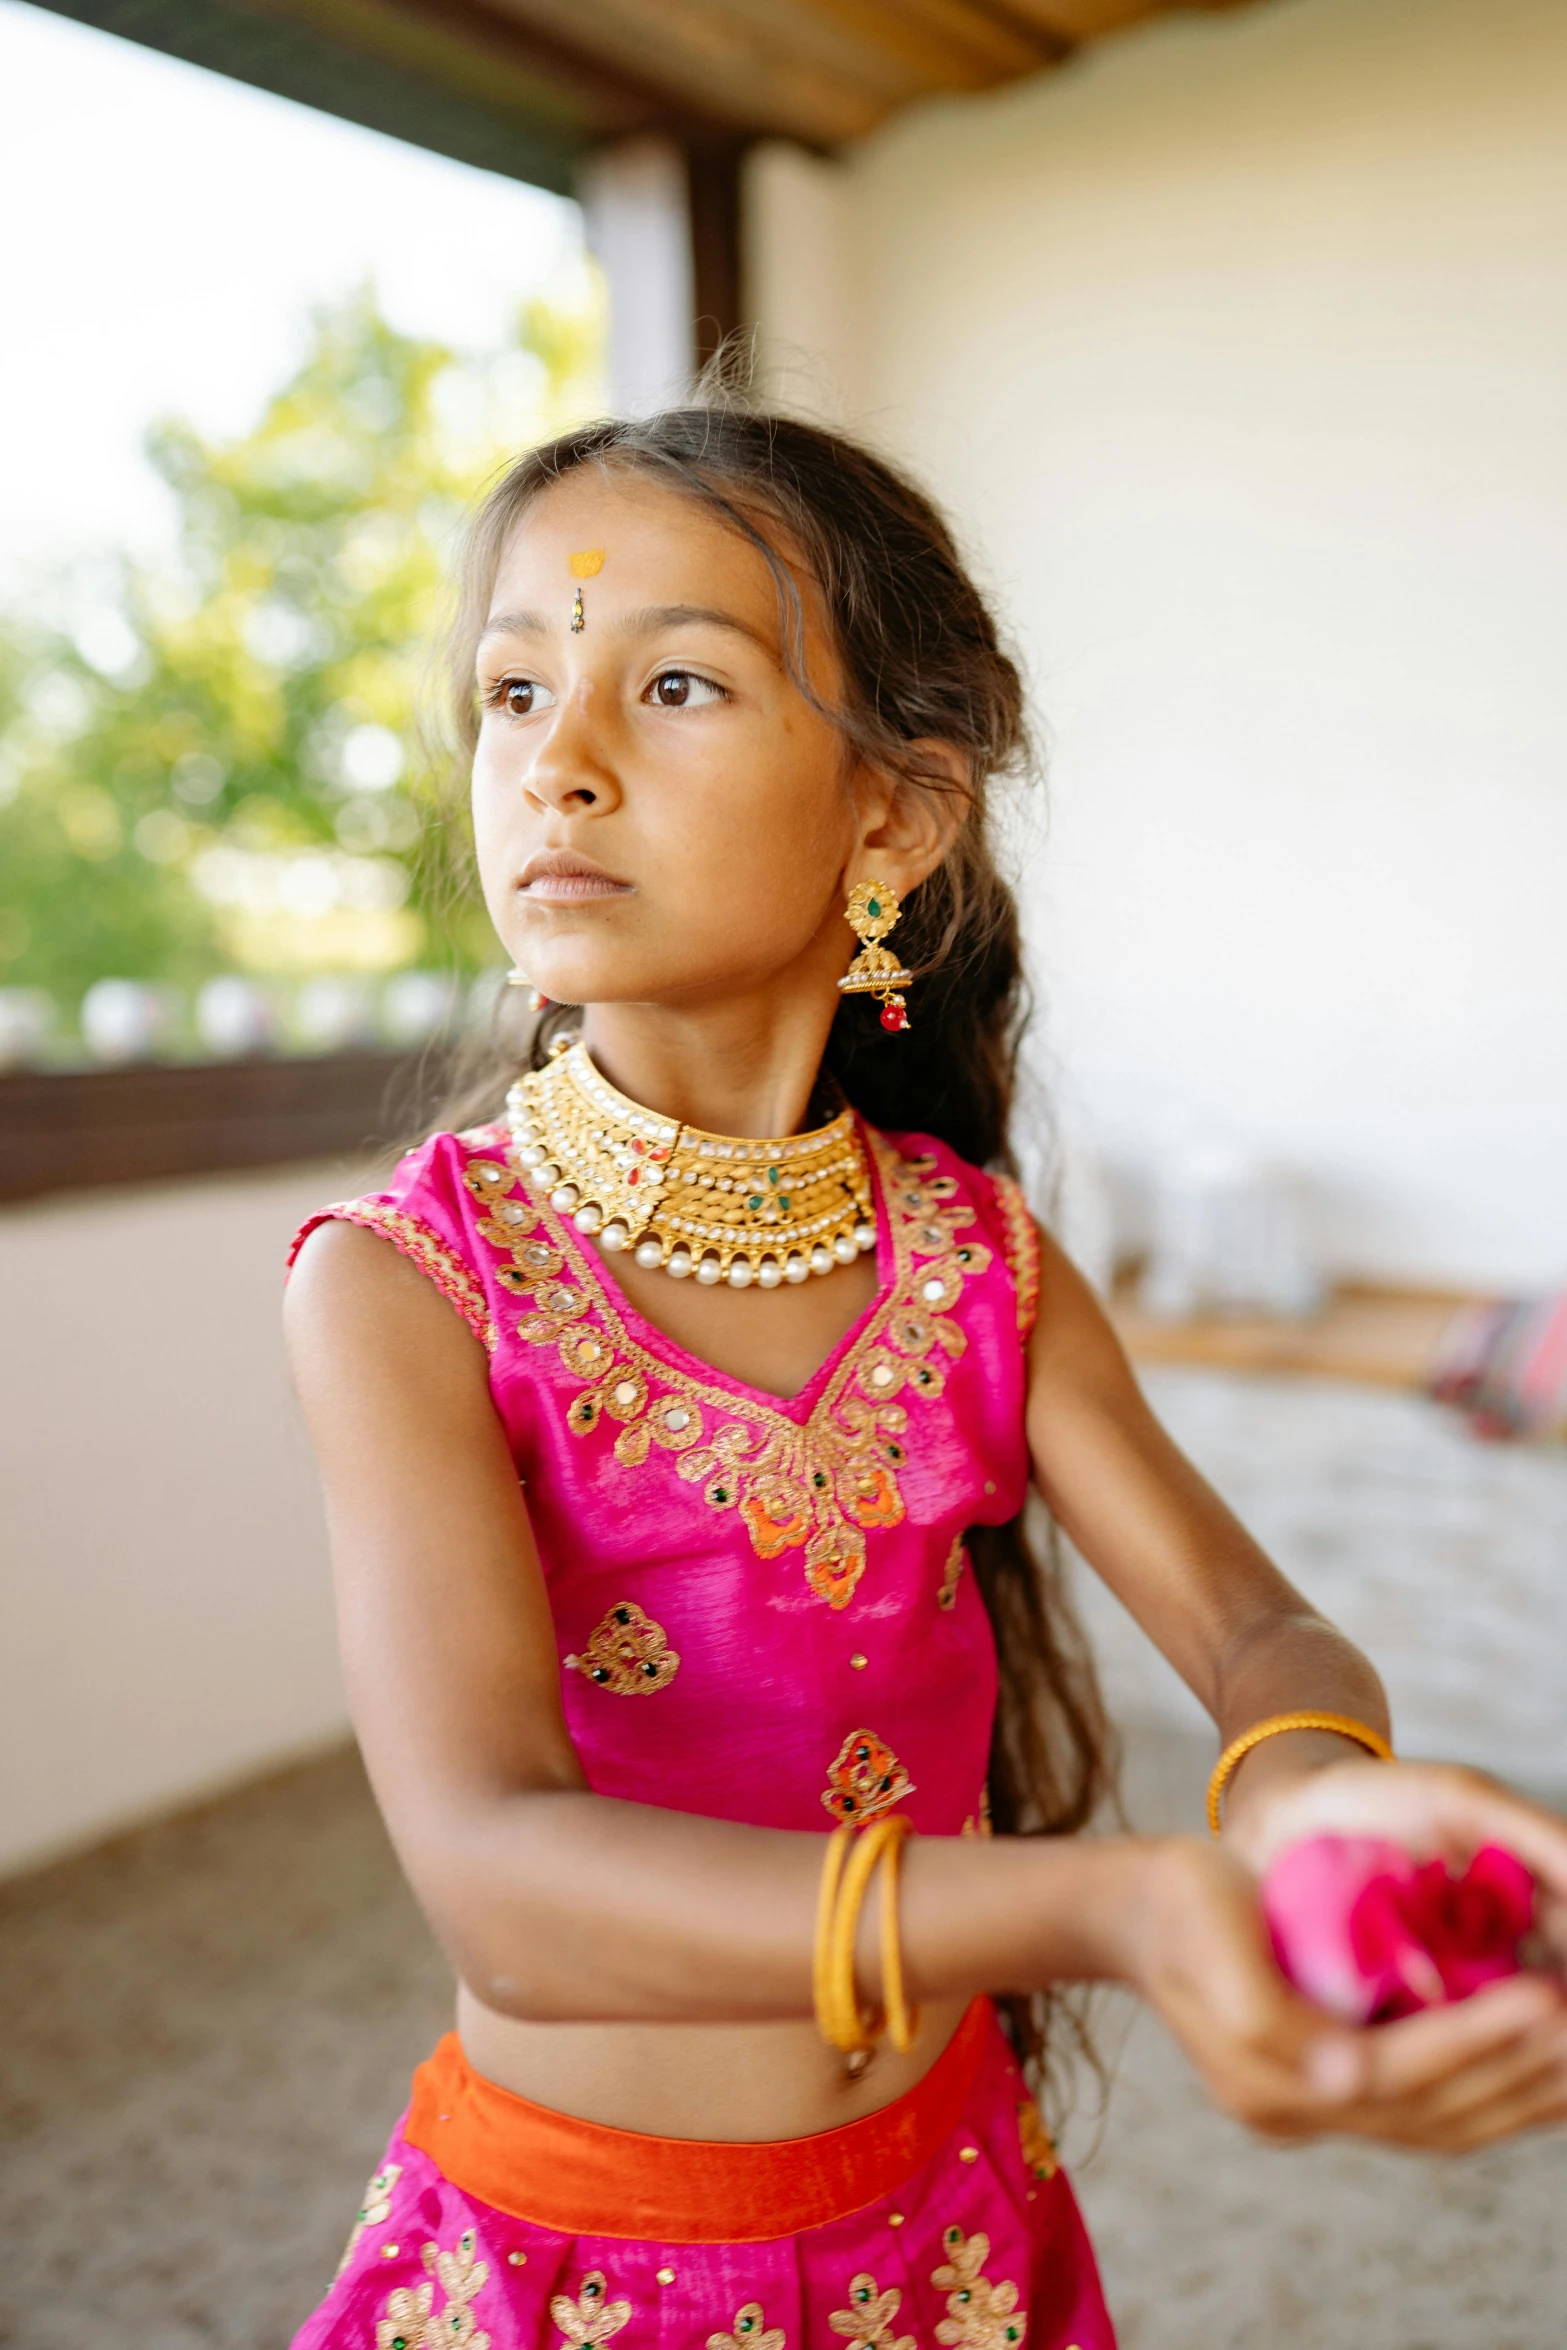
<box><xmin>507</xmin><ymin>1043</ymin><xmax>877</xmax><ymax>1290</ymax></box>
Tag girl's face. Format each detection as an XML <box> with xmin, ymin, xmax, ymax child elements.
<box><xmin>471</xmin><ymin>472</ymin><xmax>934</xmax><ymax>1018</ymax></box>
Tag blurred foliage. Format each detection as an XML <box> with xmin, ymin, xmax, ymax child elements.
<box><xmin>0</xmin><ymin>276</ymin><xmax>604</xmax><ymax>1022</ymax></box>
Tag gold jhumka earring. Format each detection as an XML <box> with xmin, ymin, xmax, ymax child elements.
<box><xmin>505</xmin><ymin>969</ymin><xmax>549</xmax><ymax>1012</ymax></box>
<box><xmin>837</xmin><ymin>879</ymin><xmax>913</xmax><ymax>1032</ymax></box>
<box><xmin>568</xmin><ymin>547</ymin><xmax>605</xmax><ymax>632</ymax></box>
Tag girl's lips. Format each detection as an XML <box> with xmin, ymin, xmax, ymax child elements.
<box><xmin>517</xmin><ymin>851</ymin><xmax>632</xmax><ymax>904</ymax></box>
<box><xmin>520</xmin><ymin>873</ymin><xmax>633</xmax><ymax>903</ymax></box>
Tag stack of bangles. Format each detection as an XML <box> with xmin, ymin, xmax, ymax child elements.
<box><xmin>1205</xmin><ymin>1710</ymin><xmax>1394</xmax><ymax>1837</ymax></box>
<box><xmin>813</xmin><ymin>1815</ymin><xmax>920</xmax><ymax>2060</ymax></box>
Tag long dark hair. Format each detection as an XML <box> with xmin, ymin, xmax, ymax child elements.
<box><xmin>433</xmin><ymin>404</ymin><xmax>1117</xmax><ymax>2103</ymax></box>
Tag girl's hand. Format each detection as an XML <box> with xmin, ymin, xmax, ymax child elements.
<box><xmin>1221</xmin><ymin>1757</ymin><xmax>1567</xmax><ymax>1974</ymax></box>
<box><xmin>1123</xmin><ymin>1838</ymin><xmax>1567</xmax><ymax>2153</ymax></box>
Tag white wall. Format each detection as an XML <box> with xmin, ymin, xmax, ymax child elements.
<box><xmin>0</xmin><ymin>1163</ymin><xmax>367</xmax><ymax>1875</ymax></box>
<box><xmin>749</xmin><ymin>0</ymin><xmax>1567</xmax><ymax>1289</ymax></box>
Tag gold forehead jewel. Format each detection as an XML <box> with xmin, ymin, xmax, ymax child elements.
<box><xmin>568</xmin><ymin>548</ymin><xmax>604</xmax><ymax>632</ymax></box>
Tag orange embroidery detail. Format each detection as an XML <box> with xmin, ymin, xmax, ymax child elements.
<box><xmin>565</xmin><ymin>1601</ymin><xmax>680</xmax><ymax>1693</ymax></box>
<box><xmin>932</xmin><ymin>2228</ymin><xmax>1028</xmax><ymax>2350</ymax></box>
<box><xmin>830</xmin><ymin>2275</ymin><xmax>915</xmax><ymax>2350</ymax></box>
<box><xmin>992</xmin><ymin>1174</ymin><xmax>1040</xmax><ymax>1339</ymax></box>
<box><xmin>1018</xmin><ymin>2100</ymin><xmax>1057</xmax><ymax>2180</ymax></box>
<box><xmin>312</xmin><ymin>1202</ymin><xmax>497</xmax><ymax>1352</ymax></box>
<box><xmin>463</xmin><ymin>1131</ymin><xmax>988</xmax><ymax>1610</ymax></box>
<box><xmin>822</xmin><ymin>1729</ymin><xmax>914</xmax><ymax>1824</ymax></box>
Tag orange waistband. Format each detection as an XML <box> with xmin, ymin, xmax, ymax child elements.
<box><xmin>404</xmin><ymin>1998</ymin><xmax>994</xmax><ymax>2243</ymax></box>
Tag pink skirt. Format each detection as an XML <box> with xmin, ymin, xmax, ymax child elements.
<box><xmin>292</xmin><ymin>2000</ymin><xmax>1115</xmax><ymax>2350</ymax></box>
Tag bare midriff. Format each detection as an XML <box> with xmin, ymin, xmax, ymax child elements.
<box><xmin>455</xmin><ymin>1990</ymin><xmax>975</xmax><ymax>2142</ymax></box>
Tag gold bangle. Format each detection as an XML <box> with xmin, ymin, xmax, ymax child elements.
<box><xmin>1207</xmin><ymin>1711</ymin><xmax>1394</xmax><ymax>1836</ymax></box>
<box><xmin>878</xmin><ymin>1816</ymin><xmax>920</xmax><ymax>2054</ymax></box>
<box><xmin>813</xmin><ymin>1817</ymin><xmax>916</xmax><ymax>2055</ymax></box>
<box><xmin>826</xmin><ymin>1818</ymin><xmax>901</xmax><ymax>2053</ymax></box>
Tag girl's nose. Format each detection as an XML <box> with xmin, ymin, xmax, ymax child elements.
<box><xmin>525</xmin><ymin>682</ymin><xmax>620</xmax><ymax>815</ymax></box>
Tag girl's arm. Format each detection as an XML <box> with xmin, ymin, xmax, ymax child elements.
<box><xmin>286</xmin><ymin>1218</ymin><xmax>1567</xmax><ymax>2151</ymax></box>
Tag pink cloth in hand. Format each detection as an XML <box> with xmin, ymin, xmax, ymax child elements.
<box><xmin>1262</xmin><ymin>1835</ymin><xmax>1536</xmax><ymax>2024</ymax></box>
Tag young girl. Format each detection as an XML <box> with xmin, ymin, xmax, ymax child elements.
<box><xmin>285</xmin><ymin>407</ymin><xmax>1567</xmax><ymax>2350</ymax></box>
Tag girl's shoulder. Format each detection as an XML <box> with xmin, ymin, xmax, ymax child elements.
<box><xmin>867</xmin><ymin>1121</ymin><xmax>1041</xmax><ymax>1342</ymax></box>
<box><xmin>285</xmin><ymin>1123</ymin><xmax>512</xmax><ymax>1353</ymax></box>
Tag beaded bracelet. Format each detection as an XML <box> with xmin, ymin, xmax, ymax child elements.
<box><xmin>1206</xmin><ymin>1710</ymin><xmax>1394</xmax><ymax>1837</ymax></box>
<box><xmin>813</xmin><ymin>1816</ymin><xmax>920</xmax><ymax>2057</ymax></box>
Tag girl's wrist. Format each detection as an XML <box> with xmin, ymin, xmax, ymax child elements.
<box><xmin>1220</xmin><ymin>1727</ymin><xmax>1386</xmax><ymax>1866</ymax></box>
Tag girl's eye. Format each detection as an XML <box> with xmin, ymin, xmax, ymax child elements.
<box><xmin>646</xmin><ymin>669</ymin><xmax>726</xmax><ymax>710</ymax></box>
<box><xmin>489</xmin><ymin>677</ymin><xmax>555</xmax><ymax>719</ymax></box>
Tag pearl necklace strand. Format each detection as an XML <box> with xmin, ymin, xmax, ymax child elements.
<box><xmin>507</xmin><ymin>1042</ymin><xmax>878</xmax><ymax>1291</ymax></box>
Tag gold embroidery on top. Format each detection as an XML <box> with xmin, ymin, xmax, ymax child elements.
<box><xmin>830</xmin><ymin>2275</ymin><xmax>916</xmax><ymax>2350</ymax></box>
<box><xmin>991</xmin><ymin>1175</ymin><xmax>1040</xmax><ymax>1339</ymax></box>
<box><xmin>937</xmin><ymin>1535</ymin><xmax>967</xmax><ymax>1611</ymax></box>
<box><xmin>377</xmin><ymin>2227</ymin><xmax>490</xmax><ymax>2350</ymax></box>
<box><xmin>821</xmin><ymin>1728</ymin><xmax>914</xmax><ymax>1824</ymax></box>
<box><xmin>315</xmin><ymin>1203</ymin><xmax>498</xmax><ymax>1352</ymax></box>
<box><xmin>335</xmin><ymin>2160</ymin><xmax>401</xmax><ymax>2279</ymax></box>
<box><xmin>1018</xmin><ymin>2099</ymin><xmax>1058</xmax><ymax>2180</ymax></box>
<box><xmin>462</xmin><ymin>1130</ymin><xmax>986</xmax><ymax>1611</ymax></box>
<box><xmin>931</xmin><ymin>2228</ymin><xmax>1028</xmax><ymax>2350</ymax></box>
<box><xmin>708</xmin><ymin>2304</ymin><xmax>786</xmax><ymax>2350</ymax></box>
<box><xmin>551</xmin><ymin>2271</ymin><xmax>632</xmax><ymax>2348</ymax></box>
<box><xmin>565</xmin><ymin>1600</ymin><xmax>680</xmax><ymax>1692</ymax></box>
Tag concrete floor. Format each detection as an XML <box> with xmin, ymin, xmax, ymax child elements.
<box><xmin>4</xmin><ymin>1727</ymin><xmax>1566</xmax><ymax>2350</ymax></box>
<box><xmin>4</xmin><ymin>1368</ymin><xmax>1567</xmax><ymax>2348</ymax></box>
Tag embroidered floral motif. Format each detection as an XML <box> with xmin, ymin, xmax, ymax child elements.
<box><xmin>463</xmin><ymin>1130</ymin><xmax>986</xmax><ymax>1611</ymax></box>
<box><xmin>931</xmin><ymin>2228</ymin><xmax>1027</xmax><ymax>2350</ymax></box>
<box><xmin>937</xmin><ymin>1535</ymin><xmax>967</xmax><ymax>1612</ymax></box>
<box><xmin>1018</xmin><ymin>2099</ymin><xmax>1058</xmax><ymax>2180</ymax></box>
<box><xmin>821</xmin><ymin>1728</ymin><xmax>914</xmax><ymax>1824</ymax></box>
<box><xmin>377</xmin><ymin>2227</ymin><xmax>490</xmax><ymax>2350</ymax></box>
<box><xmin>551</xmin><ymin>2271</ymin><xmax>632</xmax><ymax>2348</ymax></box>
<box><xmin>335</xmin><ymin>2160</ymin><xmax>401</xmax><ymax>2279</ymax></box>
<box><xmin>708</xmin><ymin>2303</ymin><xmax>786</xmax><ymax>2350</ymax></box>
<box><xmin>829</xmin><ymin>2274</ymin><xmax>915</xmax><ymax>2350</ymax></box>
<box><xmin>991</xmin><ymin>1175</ymin><xmax>1040</xmax><ymax>1339</ymax></box>
<box><xmin>565</xmin><ymin>1600</ymin><xmax>680</xmax><ymax>1693</ymax></box>
<box><xmin>308</xmin><ymin>1203</ymin><xmax>498</xmax><ymax>1352</ymax></box>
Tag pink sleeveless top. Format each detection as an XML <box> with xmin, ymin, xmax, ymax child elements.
<box><xmin>290</xmin><ymin>1116</ymin><xmax>1039</xmax><ymax>1840</ymax></box>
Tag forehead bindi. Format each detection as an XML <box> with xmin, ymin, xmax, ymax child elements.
<box><xmin>488</xmin><ymin>479</ymin><xmax>787</xmax><ymax>639</ymax></box>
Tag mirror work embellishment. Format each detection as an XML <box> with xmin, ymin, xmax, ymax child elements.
<box><xmin>551</xmin><ymin>2271</ymin><xmax>632</xmax><ymax>2349</ymax></box>
<box><xmin>830</xmin><ymin>2274</ymin><xmax>916</xmax><ymax>2350</ymax></box>
<box><xmin>566</xmin><ymin>1600</ymin><xmax>680</xmax><ymax>1693</ymax></box>
<box><xmin>461</xmin><ymin>1132</ymin><xmax>990</xmax><ymax>1613</ymax></box>
<box><xmin>336</xmin><ymin>2161</ymin><xmax>401</xmax><ymax>2280</ymax></box>
<box><xmin>821</xmin><ymin>1728</ymin><xmax>914</xmax><ymax>1824</ymax></box>
<box><xmin>708</xmin><ymin>2305</ymin><xmax>786</xmax><ymax>2350</ymax></box>
<box><xmin>931</xmin><ymin>2229</ymin><xmax>1028</xmax><ymax>2350</ymax></box>
<box><xmin>376</xmin><ymin>2227</ymin><xmax>490</xmax><ymax>2350</ymax></box>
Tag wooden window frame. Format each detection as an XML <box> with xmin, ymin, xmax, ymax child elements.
<box><xmin>0</xmin><ymin>1053</ymin><xmax>455</xmax><ymax>1205</ymax></box>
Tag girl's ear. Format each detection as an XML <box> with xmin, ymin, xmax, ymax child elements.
<box><xmin>853</xmin><ymin>740</ymin><xmax>972</xmax><ymax>897</ymax></box>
